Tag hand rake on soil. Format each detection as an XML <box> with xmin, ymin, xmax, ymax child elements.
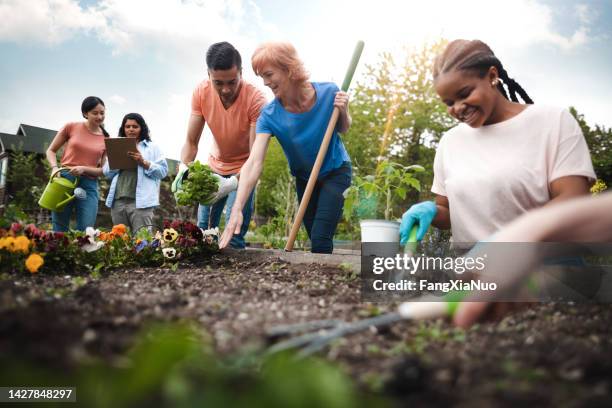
<box><xmin>271</xmin><ymin>224</ymin><xmax>467</xmax><ymax>358</ymax></box>
<box><xmin>266</xmin><ymin>296</ymin><xmax>464</xmax><ymax>358</ymax></box>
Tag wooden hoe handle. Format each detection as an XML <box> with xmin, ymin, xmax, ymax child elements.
<box><xmin>285</xmin><ymin>41</ymin><xmax>365</xmax><ymax>252</ymax></box>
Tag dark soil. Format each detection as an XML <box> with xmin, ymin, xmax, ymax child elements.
<box><xmin>1</xmin><ymin>250</ymin><xmax>611</xmax><ymax>406</ymax></box>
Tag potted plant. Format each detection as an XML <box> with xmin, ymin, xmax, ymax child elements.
<box><xmin>344</xmin><ymin>160</ymin><xmax>424</xmax><ymax>243</ymax></box>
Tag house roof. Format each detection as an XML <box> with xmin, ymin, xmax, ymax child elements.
<box><xmin>0</xmin><ymin>124</ymin><xmax>56</xmax><ymax>155</ymax></box>
<box><xmin>17</xmin><ymin>124</ymin><xmax>58</xmax><ymax>141</ymax></box>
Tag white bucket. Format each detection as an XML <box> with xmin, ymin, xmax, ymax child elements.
<box><xmin>360</xmin><ymin>219</ymin><xmax>400</xmax><ymax>243</ymax></box>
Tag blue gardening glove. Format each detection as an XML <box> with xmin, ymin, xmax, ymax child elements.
<box><xmin>400</xmin><ymin>201</ymin><xmax>437</xmax><ymax>245</ymax></box>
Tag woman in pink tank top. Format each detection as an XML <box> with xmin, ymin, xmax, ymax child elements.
<box><xmin>45</xmin><ymin>96</ymin><xmax>109</xmax><ymax>231</ymax></box>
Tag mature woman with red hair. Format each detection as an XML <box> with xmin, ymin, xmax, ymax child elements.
<box><xmin>220</xmin><ymin>42</ymin><xmax>352</xmax><ymax>253</ymax></box>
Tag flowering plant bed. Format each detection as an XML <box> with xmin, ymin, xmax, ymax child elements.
<box><xmin>0</xmin><ymin>221</ymin><xmax>218</xmax><ymax>275</ymax></box>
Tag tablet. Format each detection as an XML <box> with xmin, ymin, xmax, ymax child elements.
<box><xmin>104</xmin><ymin>137</ymin><xmax>139</xmax><ymax>170</ymax></box>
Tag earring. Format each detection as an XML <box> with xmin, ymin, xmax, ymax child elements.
<box><xmin>491</xmin><ymin>79</ymin><xmax>498</xmax><ymax>86</ymax></box>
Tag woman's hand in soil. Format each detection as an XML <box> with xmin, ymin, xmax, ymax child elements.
<box><xmin>220</xmin><ymin>208</ymin><xmax>243</xmax><ymax>249</ymax></box>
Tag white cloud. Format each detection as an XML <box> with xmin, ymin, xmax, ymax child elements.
<box><xmin>108</xmin><ymin>94</ymin><xmax>126</xmax><ymax>105</ymax></box>
<box><xmin>281</xmin><ymin>0</ymin><xmax>599</xmax><ymax>93</ymax></box>
<box><xmin>1</xmin><ymin>1</ymin><xmax>594</xmax><ymax>57</ymax></box>
<box><xmin>576</xmin><ymin>3</ymin><xmax>595</xmax><ymax>25</ymax></box>
<box><xmin>0</xmin><ymin>0</ymin><xmax>103</xmax><ymax>45</ymax></box>
<box><xmin>0</xmin><ymin>0</ymin><xmax>279</xmax><ymax>69</ymax></box>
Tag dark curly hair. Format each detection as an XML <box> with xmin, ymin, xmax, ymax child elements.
<box><xmin>118</xmin><ymin>113</ymin><xmax>151</xmax><ymax>142</ymax></box>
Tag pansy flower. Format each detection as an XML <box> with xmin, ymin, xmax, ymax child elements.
<box><xmin>162</xmin><ymin>247</ymin><xmax>176</xmax><ymax>259</ymax></box>
<box><xmin>135</xmin><ymin>239</ymin><xmax>149</xmax><ymax>253</ymax></box>
<box><xmin>25</xmin><ymin>253</ymin><xmax>44</xmax><ymax>273</ymax></box>
<box><xmin>0</xmin><ymin>237</ymin><xmax>16</xmax><ymax>251</ymax></box>
<box><xmin>163</xmin><ymin>228</ymin><xmax>178</xmax><ymax>243</ymax></box>
<box><xmin>10</xmin><ymin>223</ymin><xmax>23</xmax><ymax>234</ymax></box>
<box><xmin>202</xmin><ymin>227</ymin><xmax>219</xmax><ymax>237</ymax></box>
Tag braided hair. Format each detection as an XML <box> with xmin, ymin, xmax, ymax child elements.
<box><xmin>433</xmin><ymin>40</ymin><xmax>533</xmax><ymax>104</ymax></box>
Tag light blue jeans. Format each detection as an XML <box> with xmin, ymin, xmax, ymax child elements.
<box><xmin>197</xmin><ymin>179</ymin><xmax>255</xmax><ymax>249</ymax></box>
<box><xmin>52</xmin><ymin>171</ymin><xmax>99</xmax><ymax>232</ymax></box>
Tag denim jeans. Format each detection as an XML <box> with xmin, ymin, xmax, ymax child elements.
<box><xmin>295</xmin><ymin>163</ymin><xmax>352</xmax><ymax>253</ymax></box>
<box><xmin>197</xmin><ymin>174</ymin><xmax>255</xmax><ymax>249</ymax></box>
<box><xmin>52</xmin><ymin>171</ymin><xmax>99</xmax><ymax>232</ymax></box>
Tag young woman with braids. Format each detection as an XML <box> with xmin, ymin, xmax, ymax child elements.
<box><xmin>46</xmin><ymin>96</ymin><xmax>109</xmax><ymax>231</ymax></box>
<box><xmin>399</xmin><ymin>39</ymin><xmax>595</xmax><ymax>245</ymax></box>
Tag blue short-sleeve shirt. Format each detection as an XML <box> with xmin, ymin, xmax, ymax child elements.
<box><xmin>256</xmin><ymin>82</ymin><xmax>351</xmax><ymax>180</ymax></box>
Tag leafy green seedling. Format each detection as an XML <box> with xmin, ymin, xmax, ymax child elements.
<box><xmin>175</xmin><ymin>161</ymin><xmax>220</xmax><ymax>206</ymax></box>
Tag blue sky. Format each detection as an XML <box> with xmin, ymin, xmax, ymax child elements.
<box><xmin>1</xmin><ymin>0</ymin><xmax>610</xmax><ymax>161</ymax></box>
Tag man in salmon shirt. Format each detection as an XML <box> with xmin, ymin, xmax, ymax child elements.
<box><xmin>179</xmin><ymin>41</ymin><xmax>266</xmax><ymax>249</ymax></box>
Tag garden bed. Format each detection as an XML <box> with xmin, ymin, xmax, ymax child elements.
<box><xmin>1</xmin><ymin>249</ymin><xmax>611</xmax><ymax>406</ymax></box>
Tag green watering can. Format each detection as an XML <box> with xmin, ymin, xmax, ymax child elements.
<box><xmin>38</xmin><ymin>167</ymin><xmax>79</xmax><ymax>212</ymax></box>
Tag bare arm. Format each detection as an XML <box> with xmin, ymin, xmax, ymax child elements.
<box><xmin>547</xmin><ymin>175</ymin><xmax>591</xmax><ymax>205</ymax></box>
<box><xmin>432</xmin><ymin>195</ymin><xmax>451</xmax><ymax>229</ymax></box>
<box><xmin>249</xmin><ymin>124</ymin><xmax>256</xmax><ymax>150</ymax></box>
<box><xmin>219</xmin><ymin>133</ymin><xmax>271</xmax><ymax>248</ymax></box>
<box><xmin>46</xmin><ymin>130</ymin><xmax>69</xmax><ymax>171</ymax></box>
<box><xmin>181</xmin><ymin>114</ymin><xmax>205</xmax><ymax>164</ymax></box>
<box><xmin>232</xmin><ymin>133</ymin><xmax>271</xmax><ymax>212</ymax></box>
<box><xmin>500</xmin><ymin>192</ymin><xmax>612</xmax><ymax>243</ymax></box>
<box><xmin>454</xmin><ymin>192</ymin><xmax>612</xmax><ymax>328</ymax></box>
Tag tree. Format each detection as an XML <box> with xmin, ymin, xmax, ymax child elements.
<box><xmin>7</xmin><ymin>148</ymin><xmax>49</xmax><ymax>212</ymax></box>
<box><xmin>343</xmin><ymin>40</ymin><xmax>455</xmax><ymax>209</ymax></box>
<box><xmin>570</xmin><ymin>107</ymin><xmax>612</xmax><ymax>187</ymax></box>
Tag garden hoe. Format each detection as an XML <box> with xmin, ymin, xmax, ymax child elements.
<box><xmin>284</xmin><ymin>41</ymin><xmax>365</xmax><ymax>251</ymax></box>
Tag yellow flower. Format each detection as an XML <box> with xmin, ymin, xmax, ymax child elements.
<box><xmin>591</xmin><ymin>179</ymin><xmax>607</xmax><ymax>195</ymax></box>
<box><xmin>163</xmin><ymin>228</ymin><xmax>178</xmax><ymax>243</ymax></box>
<box><xmin>25</xmin><ymin>253</ymin><xmax>44</xmax><ymax>273</ymax></box>
<box><xmin>13</xmin><ymin>236</ymin><xmax>31</xmax><ymax>253</ymax></box>
<box><xmin>0</xmin><ymin>237</ymin><xmax>16</xmax><ymax>252</ymax></box>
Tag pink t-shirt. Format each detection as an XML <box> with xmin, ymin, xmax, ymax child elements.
<box><xmin>59</xmin><ymin>122</ymin><xmax>106</xmax><ymax>168</ymax></box>
<box><xmin>191</xmin><ymin>79</ymin><xmax>267</xmax><ymax>175</ymax></box>
<box><xmin>431</xmin><ymin>105</ymin><xmax>596</xmax><ymax>243</ymax></box>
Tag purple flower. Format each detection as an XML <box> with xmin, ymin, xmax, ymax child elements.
<box><xmin>135</xmin><ymin>239</ymin><xmax>149</xmax><ymax>253</ymax></box>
